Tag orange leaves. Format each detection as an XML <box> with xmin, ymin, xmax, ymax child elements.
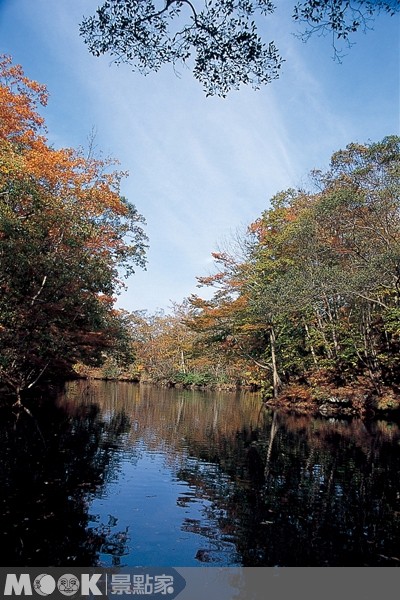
<box><xmin>0</xmin><ymin>57</ymin><xmax>148</xmax><ymax>394</ymax></box>
<box><xmin>0</xmin><ymin>56</ymin><xmax>129</xmax><ymax>218</ymax></box>
<box><xmin>211</xmin><ymin>251</ymin><xmax>236</xmax><ymax>265</ymax></box>
<box><xmin>197</xmin><ymin>272</ymin><xmax>225</xmax><ymax>286</ymax></box>
<box><xmin>0</xmin><ymin>55</ymin><xmax>47</xmax><ymax>144</ymax></box>
<box><xmin>98</xmin><ymin>294</ymin><xmax>116</xmax><ymax>306</ymax></box>
<box><xmin>0</xmin><ymin>56</ymin><xmax>48</xmax><ymax>103</ymax></box>
<box><xmin>0</xmin><ymin>57</ymin><xmax>144</xmax><ymax>274</ymax></box>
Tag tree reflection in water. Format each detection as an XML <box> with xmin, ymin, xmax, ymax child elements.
<box><xmin>1</xmin><ymin>381</ymin><xmax>399</xmax><ymax>566</ymax></box>
<box><xmin>0</xmin><ymin>386</ymin><xmax>132</xmax><ymax>566</ymax></box>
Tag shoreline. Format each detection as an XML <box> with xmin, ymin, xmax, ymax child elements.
<box><xmin>73</xmin><ymin>375</ymin><xmax>400</xmax><ymax>419</ymax></box>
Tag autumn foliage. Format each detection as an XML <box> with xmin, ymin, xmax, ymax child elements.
<box><xmin>0</xmin><ymin>56</ymin><xmax>147</xmax><ymax>400</ymax></box>
<box><xmin>80</xmin><ymin>136</ymin><xmax>400</xmax><ymax>415</ymax></box>
<box><xmin>186</xmin><ymin>137</ymin><xmax>400</xmax><ymax>408</ymax></box>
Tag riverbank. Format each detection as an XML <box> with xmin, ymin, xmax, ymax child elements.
<box><xmin>265</xmin><ymin>381</ymin><xmax>400</xmax><ymax>417</ymax></box>
<box><xmin>73</xmin><ymin>367</ymin><xmax>400</xmax><ymax>418</ymax></box>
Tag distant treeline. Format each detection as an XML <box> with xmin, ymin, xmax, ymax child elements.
<box><xmin>83</xmin><ymin>136</ymin><xmax>400</xmax><ymax>414</ymax></box>
<box><xmin>0</xmin><ymin>56</ymin><xmax>399</xmax><ymax>412</ymax></box>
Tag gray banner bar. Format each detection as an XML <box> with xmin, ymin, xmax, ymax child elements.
<box><xmin>0</xmin><ymin>567</ymin><xmax>398</xmax><ymax>599</ymax></box>
<box><xmin>176</xmin><ymin>567</ymin><xmax>399</xmax><ymax>600</ymax></box>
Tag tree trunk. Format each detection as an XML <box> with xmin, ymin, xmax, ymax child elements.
<box><xmin>270</xmin><ymin>326</ymin><xmax>281</xmax><ymax>398</ymax></box>
<box><xmin>180</xmin><ymin>349</ymin><xmax>186</xmax><ymax>374</ymax></box>
<box><xmin>304</xmin><ymin>322</ymin><xmax>318</xmax><ymax>366</ymax></box>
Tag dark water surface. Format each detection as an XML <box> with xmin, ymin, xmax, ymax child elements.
<box><xmin>1</xmin><ymin>381</ymin><xmax>399</xmax><ymax>567</ymax></box>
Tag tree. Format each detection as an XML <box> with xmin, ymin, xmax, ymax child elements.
<box><xmin>80</xmin><ymin>0</ymin><xmax>399</xmax><ymax>96</ymax></box>
<box><xmin>244</xmin><ymin>137</ymin><xmax>400</xmax><ymax>393</ymax></box>
<box><xmin>127</xmin><ymin>302</ymin><xmax>212</xmax><ymax>383</ymax></box>
<box><xmin>190</xmin><ymin>137</ymin><xmax>400</xmax><ymax>402</ymax></box>
<box><xmin>189</xmin><ymin>246</ymin><xmax>279</xmax><ymax>391</ymax></box>
<box><xmin>293</xmin><ymin>0</ymin><xmax>399</xmax><ymax>61</ymax></box>
<box><xmin>0</xmin><ymin>56</ymin><xmax>148</xmax><ymax>401</ymax></box>
<box><xmin>80</xmin><ymin>0</ymin><xmax>282</xmax><ymax>97</ymax></box>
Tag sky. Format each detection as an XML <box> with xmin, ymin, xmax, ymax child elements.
<box><xmin>0</xmin><ymin>0</ymin><xmax>399</xmax><ymax>314</ymax></box>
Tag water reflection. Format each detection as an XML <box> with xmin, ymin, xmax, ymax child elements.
<box><xmin>0</xmin><ymin>392</ymin><xmax>132</xmax><ymax>565</ymax></box>
<box><xmin>1</xmin><ymin>380</ymin><xmax>399</xmax><ymax>566</ymax></box>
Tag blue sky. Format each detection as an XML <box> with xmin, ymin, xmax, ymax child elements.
<box><xmin>0</xmin><ymin>0</ymin><xmax>398</xmax><ymax>313</ymax></box>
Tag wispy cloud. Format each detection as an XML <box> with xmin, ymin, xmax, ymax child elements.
<box><xmin>1</xmin><ymin>0</ymin><xmax>398</xmax><ymax>312</ymax></box>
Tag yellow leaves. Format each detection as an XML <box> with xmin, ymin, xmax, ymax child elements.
<box><xmin>0</xmin><ymin>140</ymin><xmax>24</xmax><ymax>178</ymax></box>
<box><xmin>240</xmin><ymin>322</ymin><xmax>263</xmax><ymax>333</ymax></box>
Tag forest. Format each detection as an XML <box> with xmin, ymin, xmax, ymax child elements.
<box><xmin>94</xmin><ymin>135</ymin><xmax>400</xmax><ymax>415</ymax></box>
<box><xmin>1</xmin><ymin>55</ymin><xmax>399</xmax><ymax>414</ymax></box>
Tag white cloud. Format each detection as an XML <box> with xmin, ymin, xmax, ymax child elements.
<box><xmin>1</xmin><ymin>0</ymin><xmax>398</xmax><ymax>312</ymax></box>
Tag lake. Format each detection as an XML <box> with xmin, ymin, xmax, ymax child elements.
<box><xmin>1</xmin><ymin>380</ymin><xmax>399</xmax><ymax>567</ymax></box>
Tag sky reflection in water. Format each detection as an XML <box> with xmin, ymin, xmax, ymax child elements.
<box><xmin>1</xmin><ymin>380</ymin><xmax>399</xmax><ymax>567</ymax></box>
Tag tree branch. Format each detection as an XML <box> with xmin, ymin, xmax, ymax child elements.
<box><xmin>30</xmin><ymin>275</ymin><xmax>47</xmax><ymax>306</ymax></box>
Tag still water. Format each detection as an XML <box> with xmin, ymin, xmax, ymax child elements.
<box><xmin>1</xmin><ymin>380</ymin><xmax>399</xmax><ymax>567</ymax></box>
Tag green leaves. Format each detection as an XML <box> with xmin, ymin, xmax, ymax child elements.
<box><xmin>0</xmin><ymin>59</ymin><xmax>148</xmax><ymax>397</ymax></box>
<box><xmin>191</xmin><ymin>136</ymin><xmax>400</xmax><ymax>399</ymax></box>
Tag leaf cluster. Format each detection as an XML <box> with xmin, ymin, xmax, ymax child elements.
<box><xmin>190</xmin><ymin>136</ymin><xmax>400</xmax><ymax>396</ymax></box>
<box><xmin>293</xmin><ymin>0</ymin><xmax>400</xmax><ymax>49</ymax></box>
<box><xmin>80</xmin><ymin>0</ymin><xmax>282</xmax><ymax>96</ymax></box>
<box><xmin>0</xmin><ymin>56</ymin><xmax>148</xmax><ymax>397</ymax></box>
<box><xmin>80</xmin><ymin>0</ymin><xmax>399</xmax><ymax>95</ymax></box>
